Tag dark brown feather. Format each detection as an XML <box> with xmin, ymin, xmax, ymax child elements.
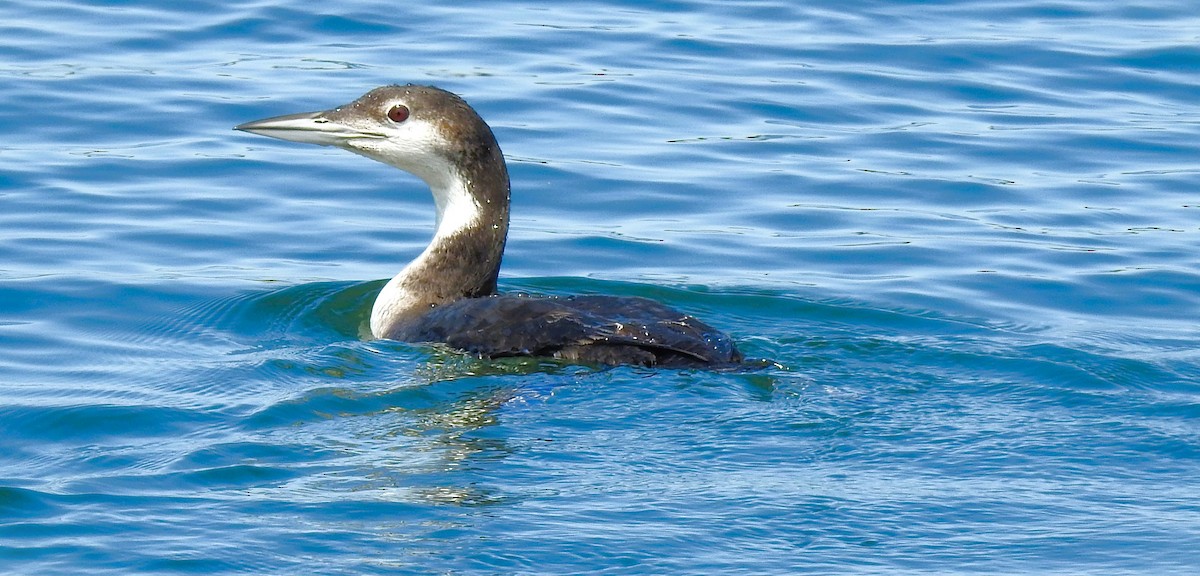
<box><xmin>388</xmin><ymin>294</ymin><xmax>742</xmax><ymax>367</ymax></box>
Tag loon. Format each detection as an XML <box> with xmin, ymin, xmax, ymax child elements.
<box><xmin>236</xmin><ymin>84</ymin><xmax>741</xmax><ymax>367</ymax></box>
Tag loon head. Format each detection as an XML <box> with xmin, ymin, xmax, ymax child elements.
<box><xmin>236</xmin><ymin>84</ymin><xmax>512</xmax><ymax>337</ymax></box>
<box><xmin>235</xmin><ymin>84</ymin><xmax>507</xmax><ymax>207</ymax></box>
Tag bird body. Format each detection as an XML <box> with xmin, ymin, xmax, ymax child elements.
<box><xmin>237</xmin><ymin>84</ymin><xmax>741</xmax><ymax>367</ymax></box>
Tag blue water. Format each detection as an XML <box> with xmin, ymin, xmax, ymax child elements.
<box><xmin>2</xmin><ymin>0</ymin><xmax>1199</xmax><ymax>573</ymax></box>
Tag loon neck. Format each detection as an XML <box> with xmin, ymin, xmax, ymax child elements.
<box><xmin>370</xmin><ymin>145</ymin><xmax>510</xmax><ymax>339</ymax></box>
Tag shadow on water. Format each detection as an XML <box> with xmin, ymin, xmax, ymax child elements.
<box><xmin>156</xmin><ymin>277</ymin><xmax>810</xmax><ymax>507</ymax></box>
<box><xmin>149</xmin><ymin>278</ymin><xmax>800</xmax><ymax>490</ymax></box>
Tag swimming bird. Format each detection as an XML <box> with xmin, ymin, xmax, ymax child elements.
<box><xmin>235</xmin><ymin>84</ymin><xmax>741</xmax><ymax>367</ymax></box>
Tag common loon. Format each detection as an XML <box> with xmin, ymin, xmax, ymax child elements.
<box><xmin>236</xmin><ymin>84</ymin><xmax>741</xmax><ymax>367</ymax></box>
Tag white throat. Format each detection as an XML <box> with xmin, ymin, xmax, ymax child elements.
<box><xmin>369</xmin><ymin>169</ymin><xmax>481</xmax><ymax>338</ymax></box>
<box><xmin>430</xmin><ymin>176</ymin><xmax>480</xmax><ymax>241</ymax></box>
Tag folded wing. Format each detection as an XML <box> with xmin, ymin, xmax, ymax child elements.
<box><xmin>390</xmin><ymin>294</ymin><xmax>741</xmax><ymax>367</ymax></box>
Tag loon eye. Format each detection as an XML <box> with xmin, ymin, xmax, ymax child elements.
<box><xmin>387</xmin><ymin>104</ymin><xmax>410</xmax><ymax>123</ymax></box>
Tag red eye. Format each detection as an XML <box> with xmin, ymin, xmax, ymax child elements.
<box><xmin>387</xmin><ymin>104</ymin><xmax>410</xmax><ymax>123</ymax></box>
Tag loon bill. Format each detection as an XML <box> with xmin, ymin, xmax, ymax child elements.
<box><xmin>236</xmin><ymin>84</ymin><xmax>742</xmax><ymax>367</ymax></box>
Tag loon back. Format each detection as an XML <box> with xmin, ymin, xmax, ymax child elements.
<box><xmin>389</xmin><ymin>294</ymin><xmax>742</xmax><ymax>367</ymax></box>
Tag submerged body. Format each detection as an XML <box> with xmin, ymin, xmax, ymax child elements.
<box><xmin>236</xmin><ymin>84</ymin><xmax>741</xmax><ymax>366</ymax></box>
<box><xmin>397</xmin><ymin>294</ymin><xmax>740</xmax><ymax>366</ymax></box>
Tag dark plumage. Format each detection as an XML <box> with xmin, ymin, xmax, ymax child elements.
<box><xmin>394</xmin><ymin>294</ymin><xmax>742</xmax><ymax>366</ymax></box>
<box><xmin>237</xmin><ymin>85</ymin><xmax>742</xmax><ymax>367</ymax></box>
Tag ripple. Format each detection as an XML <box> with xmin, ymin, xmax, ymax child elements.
<box><xmin>3</xmin><ymin>0</ymin><xmax>1200</xmax><ymax>573</ymax></box>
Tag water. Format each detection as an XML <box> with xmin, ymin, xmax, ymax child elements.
<box><xmin>2</xmin><ymin>1</ymin><xmax>1199</xmax><ymax>573</ymax></box>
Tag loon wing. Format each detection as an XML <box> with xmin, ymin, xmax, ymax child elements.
<box><xmin>390</xmin><ymin>294</ymin><xmax>741</xmax><ymax>366</ymax></box>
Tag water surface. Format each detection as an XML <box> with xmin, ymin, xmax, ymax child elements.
<box><xmin>2</xmin><ymin>1</ymin><xmax>1199</xmax><ymax>574</ymax></box>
